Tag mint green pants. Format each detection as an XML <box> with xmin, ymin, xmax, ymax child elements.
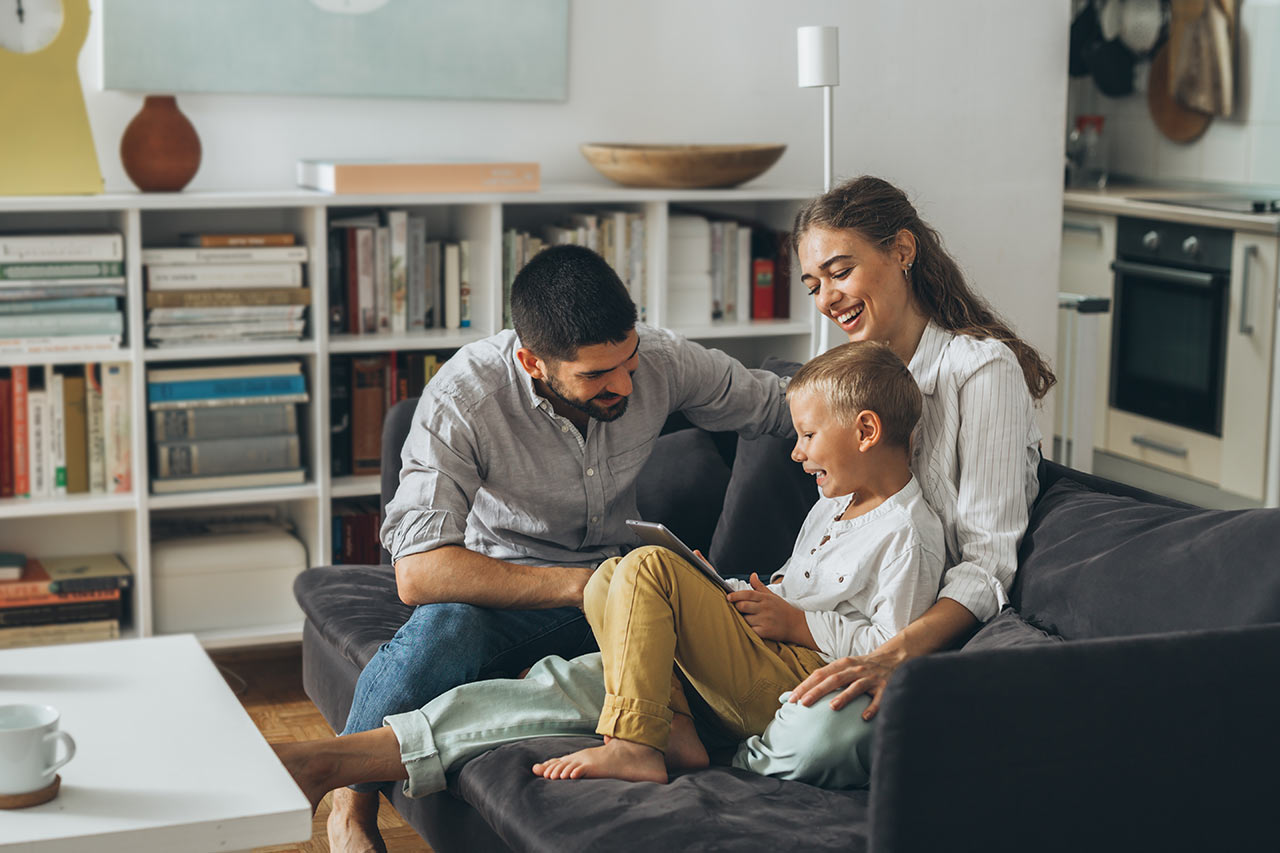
<box><xmin>382</xmin><ymin>652</ymin><xmax>874</xmax><ymax>797</ymax></box>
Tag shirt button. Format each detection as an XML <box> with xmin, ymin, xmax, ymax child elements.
<box><xmin>586</xmin><ymin>468</ymin><xmax>595</xmax><ymax>476</ymax></box>
<box><xmin>561</xmin><ymin>425</ymin><xmax>569</xmax><ymax>432</ymax></box>
<box><xmin>804</xmin><ymin>571</ymin><xmax>810</xmax><ymax>578</ymax></box>
<box><xmin>809</xmin><ymin>548</ymin><xmax>816</xmax><ymax>555</ymax></box>
<box><xmin>590</xmin><ymin>516</ymin><xmax>599</xmax><ymax>523</ymax></box>
<box><xmin>838</xmin><ymin>576</ymin><xmax>845</xmax><ymax>583</ymax></box>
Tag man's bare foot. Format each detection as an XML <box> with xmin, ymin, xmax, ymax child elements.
<box><xmin>665</xmin><ymin>712</ymin><xmax>709</xmax><ymax>772</ymax></box>
<box><xmin>531</xmin><ymin>738</ymin><xmax>668</xmax><ymax>783</ymax></box>
<box><xmin>272</xmin><ymin>741</ymin><xmax>338</xmax><ymax>814</ymax></box>
<box><xmin>327</xmin><ymin>787</ymin><xmax>388</xmax><ymax>853</ymax></box>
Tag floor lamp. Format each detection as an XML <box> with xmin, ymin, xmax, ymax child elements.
<box><xmin>798</xmin><ymin>25</ymin><xmax>838</xmax><ymax>356</ymax></box>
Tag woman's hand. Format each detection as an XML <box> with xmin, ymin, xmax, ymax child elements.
<box><xmin>787</xmin><ymin>648</ymin><xmax>905</xmax><ymax>720</ymax></box>
<box><xmin>727</xmin><ymin>573</ymin><xmax>812</xmax><ymax>646</ymax></box>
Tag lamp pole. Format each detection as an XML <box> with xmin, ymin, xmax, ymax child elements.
<box><xmin>797</xmin><ymin>25</ymin><xmax>838</xmax><ymax>356</ymax></box>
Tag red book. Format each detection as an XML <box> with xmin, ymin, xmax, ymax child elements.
<box><xmin>0</xmin><ymin>372</ymin><xmax>10</xmax><ymax>498</ymax></box>
<box><xmin>751</xmin><ymin>259</ymin><xmax>775</xmax><ymax>320</ymax></box>
<box><xmin>11</xmin><ymin>366</ymin><xmax>29</xmax><ymax>498</ymax></box>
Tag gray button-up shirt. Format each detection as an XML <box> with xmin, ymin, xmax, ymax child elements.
<box><xmin>382</xmin><ymin>324</ymin><xmax>792</xmax><ymax>568</ymax></box>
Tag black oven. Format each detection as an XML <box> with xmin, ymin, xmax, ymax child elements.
<box><xmin>1109</xmin><ymin>217</ymin><xmax>1233</xmax><ymax>436</ymax></box>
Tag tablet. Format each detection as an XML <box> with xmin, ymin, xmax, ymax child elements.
<box><xmin>624</xmin><ymin>520</ymin><xmax>735</xmax><ymax>593</ymax></box>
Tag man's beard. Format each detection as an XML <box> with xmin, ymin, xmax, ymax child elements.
<box><xmin>544</xmin><ymin>373</ymin><xmax>629</xmax><ymax>422</ymax></box>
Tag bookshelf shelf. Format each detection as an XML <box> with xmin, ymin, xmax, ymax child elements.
<box><xmin>0</xmin><ymin>183</ymin><xmax>815</xmax><ymax>649</ymax></box>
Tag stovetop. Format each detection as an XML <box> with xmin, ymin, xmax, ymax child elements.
<box><xmin>1135</xmin><ymin>194</ymin><xmax>1280</xmax><ymax>214</ymax></box>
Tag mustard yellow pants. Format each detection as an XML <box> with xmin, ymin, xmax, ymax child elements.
<box><xmin>584</xmin><ymin>545</ymin><xmax>827</xmax><ymax>753</ymax></box>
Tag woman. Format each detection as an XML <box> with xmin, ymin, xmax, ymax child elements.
<box><xmin>275</xmin><ymin>175</ymin><xmax>1054</xmax><ymax>817</ymax></box>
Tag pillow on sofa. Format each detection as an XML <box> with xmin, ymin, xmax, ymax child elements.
<box><xmin>1011</xmin><ymin>477</ymin><xmax>1280</xmax><ymax>640</ymax></box>
<box><xmin>709</xmin><ymin>358</ymin><xmax>817</xmax><ymax>580</ymax></box>
<box><xmin>961</xmin><ymin>607</ymin><xmax>1063</xmax><ymax>652</ymax></box>
<box><xmin>636</xmin><ymin>427</ymin><xmax>732</xmax><ymax>555</ymax></box>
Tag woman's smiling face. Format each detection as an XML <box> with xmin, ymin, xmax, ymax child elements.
<box><xmin>798</xmin><ymin>225</ymin><xmax>920</xmax><ymax>353</ymax></box>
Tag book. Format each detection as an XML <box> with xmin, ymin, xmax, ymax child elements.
<box><xmin>150</xmin><ymin>467</ymin><xmax>306</xmax><ymax>494</ymax></box>
<box><xmin>47</xmin><ymin>370</ymin><xmax>66</xmax><ymax>496</ymax></box>
<box><xmin>152</xmin><ymin>403</ymin><xmax>298</xmax><ymax>442</ymax></box>
<box><xmin>326</xmin><ymin>226</ymin><xmax>347</xmax><ymax>334</ymax></box>
<box><xmin>0</xmin><ymin>583</ymin><xmax>120</xmax><ymax>610</ymax></box>
<box><xmin>0</xmin><ymin>311</ymin><xmax>124</xmax><ymax>338</ymax></box>
<box><xmin>155</xmin><ymin>434</ymin><xmax>301</xmax><ymax>478</ymax></box>
<box><xmin>85</xmin><ymin>364</ymin><xmax>106</xmax><ymax>493</ymax></box>
<box><xmin>0</xmin><ymin>596</ymin><xmax>123</xmax><ymax>627</ymax></box>
<box><xmin>374</xmin><ymin>226</ymin><xmax>390</xmax><ymax>333</ymax></box>
<box><xmin>0</xmin><ymin>552</ymin><xmax>21</xmax><ymax>581</ymax></box>
<box><xmin>388</xmin><ymin>211</ymin><xmax>409</xmax><ymax>333</ymax></box>
<box><xmin>62</xmin><ymin>371</ymin><xmax>88</xmax><ymax>494</ymax></box>
<box><xmin>32</xmin><ymin>553</ymin><xmax>132</xmax><ymax>595</ymax></box>
<box><xmin>0</xmin><ymin>618</ymin><xmax>120</xmax><ymax>650</ymax></box>
<box><xmin>145</xmin><ymin>288</ymin><xmax>311</xmax><ymax>309</ymax></box>
<box><xmin>146</xmin><ymin>262</ymin><xmax>304</xmax><ymax>290</ymax></box>
<box><xmin>0</xmin><ymin>335</ymin><xmax>122</xmax><ymax>356</ymax></box>
<box><xmin>179</xmin><ymin>232</ymin><xmax>296</xmax><ymax>248</ymax></box>
<box><xmin>736</xmin><ymin>225</ymin><xmax>753</xmax><ymax>322</ymax></box>
<box><xmin>297</xmin><ymin>159</ymin><xmax>541</xmax><ymax>194</ymax></box>
<box><xmin>0</xmin><ymin>276</ymin><xmax>127</xmax><ymax>290</ymax></box>
<box><xmin>356</xmin><ymin>227</ymin><xmax>376</xmax><ymax>333</ymax></box>
<box><xmin>425</xmin><ymin>240</ymin><xmax>442</xmax><ymax>328</ymax></box>
<box><xmin>148</xmin><ymin>361</ymin><xmax>302</xmax><ymax>383</ymax></box>
<box><xmin>351</xmin><ymin>356</ymin><xmax>387</xmax><ymax>476</ymax></box>
<box><xmin>140</xmin><ymin>246</ymin><xmax>308</xmax><ymax>265</ymax></box>
<box><xmin>11</xmin><ymin>366</ymin><xmax>28</xmax><ymax>497</ymax></box>
<box><xmin>0</xmin><ymin>372</ymin><xmax>10</xmax><ymax>498</ymax></box>
<box><xmin>407</xmin><ymin>216</ymin><xmax>427</xmax><ymax>332</ymax></box>
<box><xmin>147</xmin><ymin>374</ymin><xmax>308</xmax><ymax>407</ymax></box>
<box><xmin>147</xmin><ymin>319</ymin><xmax>306</xmax><ymax>341</ymax></box>
<box><xmin>0</xmin><ymin>233</ymin><xmax>124</xmax><ymax>263</ymax></box>
<box><xmin>102</xmin><ymin>363</ymin><xmax>131</xmax><ymax>494</ymax></box>
<box><xmin>444</xmin><ymin>242</ymin><xmax>461</xmax><ymax>330</ymax></box>
<box><xmin>147</xmin><ymin>304</ymin><xmax>307</xmax><ymax>324</ymax></box>
<box><xmin>0</xmin><ymin>296</ymin><xmax>119</xmax><ymax>315</ymax></box>
<box><xmin>752</xmin><ymin>258</ymin><xmax>775</xmax><ymax>320</ymax></box>
<box><xmin>27</xmin><ymin>370</ymin><xmax>48</xmax><ymax>498</ymax></box>
<box><xmin>329</xmin><ymin>357</ymin><xmax>352</xmax><ymax>477</ymax></box>
<box><xmin>0</xmin><ymin>261</ymin><xmax>124</xmax><ymax>280</ymax></box>
<box><xmin>458</xmin><ymin>240</ymin><xmax>472</xmax><ymax>328</ymax></box>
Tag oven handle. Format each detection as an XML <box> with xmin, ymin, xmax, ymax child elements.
<box><xmin>1240</xmin><ymin>245</ymin><xmax>1258</xmax><ymax>336</ymax></box>
<box><xmin>1110</xmin><ymin>259</ymin><xmax>1218</xmax><ymax>288</ymax></box>
<box><xmin>1131</xmin><ymin>435</ymin><xmax>1189</xmax><ymax>458</ymax></box>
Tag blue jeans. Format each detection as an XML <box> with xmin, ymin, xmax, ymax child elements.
<box><xmin>341</xmin><ymin>601</ymin><xmax>597</xmax><ymax>791</ymax></box>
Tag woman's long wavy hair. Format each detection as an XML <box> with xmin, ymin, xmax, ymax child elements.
<box><xmin>792</xmin><ymin>176</ymin><xmax>1056</xmax><ymax>401</ymax></box>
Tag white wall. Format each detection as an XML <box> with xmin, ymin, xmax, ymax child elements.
<box><xmin>80</xmin><ymin>0</ymin><xmax>1068</xmax><ymax>427</ymax></box>
<box><xmin>1068</xmin><ymin>0</ymin><xmax>1280</xmax><ymax>186</ymax></box>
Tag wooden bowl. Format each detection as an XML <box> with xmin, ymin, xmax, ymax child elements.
<box><xmin>580</xmin><ymin>143</ymin><xmax>786</xmax><ymax>189</ymax></box>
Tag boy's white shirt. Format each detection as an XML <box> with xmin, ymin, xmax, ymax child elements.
<box><xmin>724</xmin><ymin>475</ymin><xmax>945</xmax><ymax>661</ymax></box>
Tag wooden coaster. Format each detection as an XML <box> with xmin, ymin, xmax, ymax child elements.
<box><xmin>0</xmin><ymin>775</ymin><xmax>60</xmax><ymax>809</ymax></box>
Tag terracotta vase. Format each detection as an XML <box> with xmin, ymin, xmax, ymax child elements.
<box><xmin>119</xmin><ymin>95</ymin><xmax>202</xmax><ymax>192</ymax></box>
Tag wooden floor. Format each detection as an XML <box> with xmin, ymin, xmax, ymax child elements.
<box><xmin>210</xmin><ymin>644</ymin><xmax>433</xmax><ymax>853</ymax></box>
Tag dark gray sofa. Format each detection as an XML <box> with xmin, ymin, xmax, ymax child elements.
<box><xmin>295</xmin><ymin>387</ymin><xmax>1280</xmax><ymax>853</ymax></box>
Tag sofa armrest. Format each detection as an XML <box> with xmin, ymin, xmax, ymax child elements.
<box><xmin>869</xmin><ymin>623</ymin><xmax>1280</xmax><ymax>853</ymax></box>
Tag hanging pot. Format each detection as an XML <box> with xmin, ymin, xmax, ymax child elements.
<box><xmin>1069</xmin><ymin>1</ymin><xmax>1103</xmax><ymax>77</ymax></box>
<box><xmin>1087</xmin><ymin>38</ymin><xmax>1137</xmax><ymax>97</ymax></box>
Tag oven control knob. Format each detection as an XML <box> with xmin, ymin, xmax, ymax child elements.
<box><xmin>1182</xmin><ymin>236</ymin><xmax>1200</xmax><ymax>257</ymax></box>
<box><xmin>1142</xmin><ymin>230</ymin><xmax>1160</xmax><ymax>251</ymax></box>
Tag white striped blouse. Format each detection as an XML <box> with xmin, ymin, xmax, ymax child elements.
<box><xmin>906</xmin><ymin>322</ymin><xmax>1042</xmax><ymax>624</ymax></box>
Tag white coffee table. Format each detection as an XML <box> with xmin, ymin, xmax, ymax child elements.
<box><xmin>0</xmin><ymin>634</ymin><xmax>311</xmax><ymax>852</ymax></box>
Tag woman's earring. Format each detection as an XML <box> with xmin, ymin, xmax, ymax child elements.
<box><xmin>903</xmin><ymin>262</ymin><xmax>913</xmax><ymax>278</ymax></box>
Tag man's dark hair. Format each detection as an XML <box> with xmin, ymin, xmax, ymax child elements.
<box><xmin>511</xmin><ymin>244</ymin><xmax>637</xmax><ymax>361</ymax></box>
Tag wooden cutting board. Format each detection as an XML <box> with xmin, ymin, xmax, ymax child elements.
<box><xmin>1148</xmin><ymin>43</ymin><xmax>1212</xmax><ymax>143</ymax></box>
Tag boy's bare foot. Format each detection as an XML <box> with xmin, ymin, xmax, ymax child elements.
<box><xmin>327</xmin><ymin>787</ymin><xmax>387</xmax><ymax>853</ymax></box>
<box><xmin>665</xmin><ymin>712</ymin><xmax>709</xmax><ymax>772</ymax></box>
<box><xmin>532</xmin><ymin>738</ymin><xmax>668</xmax><ymax>783</ymax></box>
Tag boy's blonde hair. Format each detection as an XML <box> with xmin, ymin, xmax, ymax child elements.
<box><xmin>787</xmin><ymin>341</ymin><xmax>922</xmax><ymax>448</ymax></box>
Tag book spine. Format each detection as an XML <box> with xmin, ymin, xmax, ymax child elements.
<box><xmin>0</xmin><ymin>312</ymin><xmax>124</xmax><ymax>337</ymax></box>
<box><xmin>751</xmin><ymin>259</ymin><xmax>775</xmax><ymax>320</ymax></box>
<box><xmin>0</xmin><ymin>619</ymin><xmax>120</xmax><ymax>650</ymax></box>
<box><xmin>327</xmin><ymin>228</ymin><xmax>346</xmax><ymax>334</ymax></box>
<box><xmin>356</xmin><ymin>228</ymin><xmax>375</xmax><ymax>333</ymax></box>
<box><xmin>330</xmin><ymin>357</ymin><xmax>352</xmax><ymax>477</ymax></box>
<box><xmin>459</xmin><ymin>240</ymin><xmax>472</xmax><ymax>328</ymax></box>
<box><xmin>146</xmin><ymin>319</ymin><xmax>305</xmax><ymax>340</ymax></box>
<box><xmin>723</xmin><ymin>221</ymin><xmax>739</xmax><ymax>318</ymax></box>
<box><xmin>152</xmin><ymin>402</ymin><xmax>298</xmax><ymax>442</ymax></box>
<box><xmin>140</xmin><ymin>246</ymin><xmax>308</xmax><ymax>264</ymax></box>
<box><xmin>350</xmin><ymin>357</ymin><xmax>387</xmax><ymax>476</ymax></box>
<box><xmin>388</xmin><ymin>211</ymin><xmax>408</xmax><ymax>334</ymax></box>
<box><xmin>0</xmin><ymin>284</ymin><xmax>126</xmax><ymax>300</ymax></box>
<box><xmin>27</xmin><ymin>382</ymin><xmax>48</xmax><ymax>498</ymax></box>
<box><xmin>86</xmin><ymin>364</ymin><xmax>106</xmax><ymax>493</ymax></box>
<box><xmin>773</xmin><ymin>231</ymin><xmax>791</xmax><ymax>319</ymax></box>
<box><xmin>48</xmin><ymin>371</ymin><xmax>66</xmax><ymax>496</ymax></box>
<box><xmin>407</xmin><ymin>217</ymin><xmax>427</xmax><ymax>332</ymax></box>
<box><xmin>0</xmin><ymin>261</ymin><xmax>124</xmax><ymax>280</ymax></box>
<box><xmin>155</xmin><ymin>435</ymin><xmax>301</xmax><ymax>478</ymax></box>
<box><xmin>444</xmin><ymin>243</ymin><xmax>461</xmax><ymax>330</ymax></box>
<box><xmin>147</xmin><ymin>374</ymin><xmax>307</xmax><ymax>405</ymax></box>
<box><xmin>0</xmin><ymin>373</ymin><xmax>9</xmax><ymax>498</ymax></box>
<box><xmin>49</xmin><ymin>575</ymin><xmax>131</xmax><ymax>594</ymax></box>
<box><xmin>180</xmin><ymin>233</ymin><xmax>296</xmax><ymax>248</ymax></box>
<box><xmin>736</xmin><ymin>226</ymin><xmax>752</xmax><ymax>322</ymax></box>
<box><xmin>374</xmin><ymin>226</ymin><xmax>390</xmax><ymax>333</ymax></box>
<box><xmin>425</xmin><ymin>241</ymin><xmax>442</xmax><ymax>329</ymax></box>
<box><xmin>147</xmin><ymin>305</ymin><xmax>305</xmax><ymax>324</ymax></box>
<box><xmin>145</xmin><ymin>287</ymin><xmax>310</xmax><ymax>309</ymax></box>
<box><xmin>62</xmin><ymin>373</ymin><xmax>88</xmax><ymax>494</ymax></box>
<box><xmin>0</xmin><ymin>587</ymin><xmax>120</xmax><ymax>609</ymax></box>
<box><xmin>0</xmin><ymin>234</ymin><xmax>124</xmax><ymax>263</ymax></box>
<box><xmin>145</xmin><ymin>263</ymin><xmax>303</xmax><ymax>289</ymax></box>
<box><xmin>0</xmin><ymin>297</ymin><xmax>119</xmax><ymax>315</ymax></box>
<box><xmin>11</xmin><ymin>366</ymin><xmax>28</xmax><ymax>497</ymax></box>
<box><xmin>630</xmin><ymin>214</ymin><xmax>647</xmax><ymax>322</ymax></box>
<box><xmin>0</xmin><ymin>598</ymin><xmax>123</xmax><ymax>627</ymax></box>
<box><xmin>103</xmin><ymin>363</ymin><xmax>131</xmax><ymax>494</ymax></box>
<box><xmin>0</xmin><ymin>336</ymin><xmax>121</xmax><ymax>356</ymax></box>
<box><xmin>147</xmin><ymin>392</ymin><xmax>309</xmax><ymax>411</ymax></box>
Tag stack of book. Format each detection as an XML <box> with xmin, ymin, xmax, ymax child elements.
<box><xmin>142</xmin><ymin>233</ymin><xmax>310</xmax><ymax>347</ymax></box>
<box><xmin>0</xmin><ymin>552</ymin><xmax>133</xmax><ymax>648</ymax></box>
<box><xmin>331</xmin><ymin>498</ymin><xmax>383</xmax><ymax>564</ymax></box>
<box><xmin>666</xmin><ymin>215</ymin><xmax>790</xmax><ymax>323</ymax></box>
<box><xmin>0</xmin><ymin>363</ymin><xmax>131</xmax><ymax>498</ymax></box>
<box><xmin>147</xmin><ymin>360</ymin><xmax>309</xmax><ymax>493</ymax></box>
<box><xmin>0</xmin><ymin>232</ymin><xmax>126</xmax><ymax>356</ymax></box>
<box><xmin>327</xmin><ymin>211</ymin><xmax>472</xmax><ymax>336</ymax></box>
<box><xmin>330</xmin><ymin>352</ymin><xmax>445</xmax><ymax>477</ymax></box>
<box><xmin>502</xmin><ymin>209</ymin><xmax>646</xmax><ymax>326</ymax></box>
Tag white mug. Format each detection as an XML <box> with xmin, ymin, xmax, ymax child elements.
<box><xmin>0</xmin><ymin>704</ymin><xmax>76</xmax><ymax>795</ymax></box>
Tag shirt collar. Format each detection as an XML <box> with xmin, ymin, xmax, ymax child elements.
<box><xmin>907</xmin><ymin>322</ymin><xmax>952</xmax><ymax>396</ymax></box>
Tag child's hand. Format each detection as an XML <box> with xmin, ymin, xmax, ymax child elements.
<box><xmin>727</xmin><ymin>573</ymin><xmax>812</xmax><ymax>646</ymax></box>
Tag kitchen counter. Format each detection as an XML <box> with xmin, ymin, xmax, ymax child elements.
<box><xmin>1064</xmin><ymin>185</ymin><xmax>1280</xmax><ymax>235</ymax></box>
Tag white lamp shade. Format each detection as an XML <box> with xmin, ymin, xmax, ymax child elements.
<box><xmin>797</xmin><ymin>25</ymin><xmax>839</xmax><ymax>88</ymax></box>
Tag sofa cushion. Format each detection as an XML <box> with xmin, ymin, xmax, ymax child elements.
<box><xmin>709</xmin><ymin>358</ymin><xmax>816</xmax><ymax>580</ymax></box>
<box><xmin>962</xmin><ymin>607</ymin><xmax>1063</xmax><ymax>652</ymax></box>
<box><xmin>636</xmin><ymin>427</ymin><xmax>732</xmax><ymax>555</ymax></box>
<box><xmin>1011</xmin><ymin>478</ymin><xmax>1280</xmax><ymax>640</ymax></box>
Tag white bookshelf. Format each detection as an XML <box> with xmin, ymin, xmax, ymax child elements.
<box><xmin>0</xmin><ymin>184</ymin><xmax>816</xmax><ymax>649</ymax></box>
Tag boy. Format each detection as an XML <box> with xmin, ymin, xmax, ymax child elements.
<box><xmin>532</xmin><ymin>339</ymin><xmax>945</xmax><ymax>783</ymax></box>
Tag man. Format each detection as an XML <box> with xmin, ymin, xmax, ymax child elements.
<box><xmin>330</xmin><ymin>244</ymin><xmax>792</xmax><ymax>850</ymax></box>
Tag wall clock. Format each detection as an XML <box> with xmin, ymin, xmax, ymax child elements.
<box><xmin>0</xmin><ymin>0</ymin><xmax>103</xmax><ymax>195</ymax></box>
